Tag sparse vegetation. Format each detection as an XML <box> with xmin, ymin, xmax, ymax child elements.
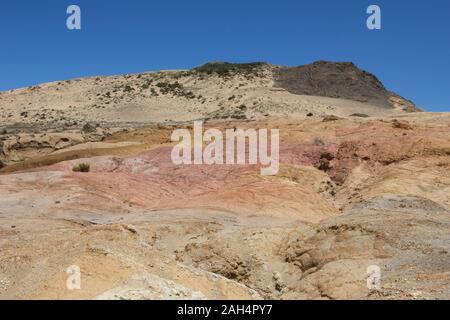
<box><xmin>150</xmin><ymin>88</ymin><xmax>159</xmax><ymax>97</ymax></box>
<box><xmin>156</xmin><ymin>81</ymin><xmax>183</xmax><ymax>94</ymax></box>
<box><xmin>72</xmin><ymin>163</ymin><xmax>90</xmax><ymax>173</ymax></box>
<box><xmin>0</xmin><ymin>160</ymin><xmax>4</xmax><ymax>169</ymax></box>
<box><xmin>193</xmin><ymin>62</ymin><xmax>267</xmax><ymax>78</ymax></box>
<box><xmin>350</xmin><ymin>113</ymin><xmax>370</xmax><ymax>118</ymax></box>
<box><xmin>28</xmin><ymin>86</ymin><xmax>41</xmax><ymax>92</ymax></box>
<box><xmin>205</xmin><ymin>105</ymin><xmax>248</xmax><ymax>120</ymax></box>
<box><xmin>183</xmin><ymin>91</ymin><xmax>196</xmax><ymax>99</ymax></box>
<box><xmin>123</xmin><ymin>85</ymin><xmax>134</xmax><ymax>93</ymax></box>
<box><xmin>155</xmin><ymin>81</ymin><xmax>196</xmax><ymax>99</ymax></box>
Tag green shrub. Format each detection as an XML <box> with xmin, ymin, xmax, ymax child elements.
<box><xmin>72</xmin><ymin>163</ymin><xmax>90</xmax><ymax>173</ymax></box>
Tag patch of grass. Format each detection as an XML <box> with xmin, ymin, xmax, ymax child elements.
<box><xmin>72</xmin><ymin>163</ymin><xmax>90</xmax><ymax>173</ymax></box>
<box><xmin>193</xmin><ymin>62</ymin><xmax>267</xmax><ymax>78</ymax></box>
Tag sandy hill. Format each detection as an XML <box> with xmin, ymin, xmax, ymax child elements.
<box><xmin>0</xmin><ymin>61</ymin><xmax>419</xmax><ymax>131</ymax></box>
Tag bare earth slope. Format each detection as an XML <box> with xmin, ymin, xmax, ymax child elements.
<box><xmin>0</xmin><ymin>62</ymin><xmax>449</xmax><ymax>300</ymax></box>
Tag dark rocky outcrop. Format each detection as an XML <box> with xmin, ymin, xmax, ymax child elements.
<box><xmin>273</xmin><ymin>61</ymin><xmax>419</xmax><ymax>111</ymax></box>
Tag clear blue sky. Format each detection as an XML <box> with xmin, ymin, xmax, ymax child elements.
<box><xmin>0</xmin><ymin>0</ymin><xmax>449</xmax><ymax>111</ymax></box>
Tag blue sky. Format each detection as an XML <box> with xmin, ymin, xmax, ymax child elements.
<box><xmin>0</xmin><ymin>0</ymin><xmax>449</xmax><ymax>111</ymax></box>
